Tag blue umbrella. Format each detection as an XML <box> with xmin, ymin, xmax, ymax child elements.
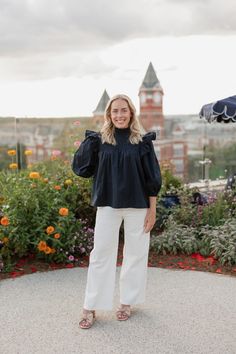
<box><xmin>199</xmin><ymin>95</ymin><xmax>236</xmax><ymax>123</ymax></box>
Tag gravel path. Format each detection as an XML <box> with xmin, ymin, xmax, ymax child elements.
<box><xmin>0</xmin><ymin>267</ymin><xmax>236</xmax><ymax>354</ymax></box>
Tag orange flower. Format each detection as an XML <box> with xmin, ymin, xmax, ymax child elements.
<box><xmin>43</xmin><ymin>178</ymin><xmax>49</xmax><ymax>183</ymax></box>
<box><xmin>46</xmin><ymin>226</ymin><xmax>55</xmax><ymax>234</ymax></box>
<box><xmin>7</xmin><ymin>149</ymin><xmax>16</xmax><ymax>156</ymax></box>
<box><xmin>51</xmin><ymin>248</ymin><xmax>56</xmax><ymax>254</ymax></box>
<box><xmin>9</xmin><ymin>163</ymin><xmax>18</xmax><ymax>169</ymax></box>
<box><xmin>54</xmin><ymin>185</ymin><xmax>61</xmax><ymax>190</ymax></box>
<box><xmin>59</xmin><ymin>208</ymin><xmax>69</xmax><ymax>216</ymax></box>
<box><xmin>37</xmin><ymin>241</ymin><xmax>47</xmax><ymax>251</ymax></box>
<box><xmin>3</xmin><ymin>237</ymin><xmax>9</xmax><ymax>243</ymax></box>
<box><xmin>54</xmin><ymin>233</ymin><xmax>61</xmax><ymax>239</ymax></box>
<box><xmin>29</xmin><ymin>172</ymin><xmax>40</xmax><ymax>179</ymax></box>
<box><xmin>1</xmin><ymin>216</ymin><xmax>9</xmax><ymax>226</ymax></box>
<box><xmin>51</xmin><ymin>156</ymin><xmax>57</xmax><ymax>161</ymax></box>
<box><xmin>44</xmin><ymin>246</ymin><xmax>52</xmax><ymax>254</ymax></box>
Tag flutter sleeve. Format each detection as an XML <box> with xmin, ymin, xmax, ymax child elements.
<box><xmin>140</xmin><ymin>131</ymin><xmax>162</xmax><ymax>196</ymax></box>
<box><xmin>71</xmin><ymin>130</ymin><xmax>100</xmax><ymax>178</ymax></box>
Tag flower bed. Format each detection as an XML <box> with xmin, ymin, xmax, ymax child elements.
<box><xmin>1</xmin><ymin>159</ymin><xmax>236</xmax><ymax>276</ymax></box>
<box><xmin>0</xmin><ymin>158</ymin><xmax>96</xmax><ymax>272</ymax></box>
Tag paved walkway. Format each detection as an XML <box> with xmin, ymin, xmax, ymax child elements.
<box><xmin>0</xmin><ymin>267</ymin><xmax>236</xmax><ymax>354</ymax></box>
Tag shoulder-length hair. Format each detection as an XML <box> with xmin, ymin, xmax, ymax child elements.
<box><xmin>99</xmin><ymin>94</ymin><xmax>143</xmax><ymax>145</ymax></box>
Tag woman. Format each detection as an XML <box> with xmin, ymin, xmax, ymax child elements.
<box><xmin>71</xmin><ymin>94</ymin><xmax>162</xmax><ymax>329</ymax></box>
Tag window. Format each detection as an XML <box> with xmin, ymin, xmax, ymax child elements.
<box><xmin>173</xmin><ymin>159</ymin><xmax>184</xmax><ymax>173</ymax></box>
<box><xmin>173</xmin><ymin>143</ymin><xmax>184</xmax><ymax>157</ymax></box>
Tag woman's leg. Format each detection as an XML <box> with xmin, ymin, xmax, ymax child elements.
<box><xmin>119</xmin><ymin>208</ymin><xmax>150</xmax><ymax>305</ymax></box>
<box><xmin>83</xmin><ymin>206</ymin><xmax>123</xmax><ymax>310</ymax></box>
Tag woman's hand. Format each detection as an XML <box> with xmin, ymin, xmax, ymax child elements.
<box><xmin>143</xmin><ymin>208</ymin><xmax>156</xmax><ymax>233</ymax></box>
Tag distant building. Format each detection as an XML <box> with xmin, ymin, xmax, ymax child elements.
<box><xmin>2</xmin><ymin>63</ymin><xmax>236</xmax><ymax>179</ymax></box>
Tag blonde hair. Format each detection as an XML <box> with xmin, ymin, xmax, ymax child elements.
<box><xmin>99</xmin><ymin>94</ymin><xmax>143</xmax><ymax>145</ymax></box>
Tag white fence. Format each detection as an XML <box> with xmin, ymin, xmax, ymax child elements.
<box><xmin>186</xmin><ymin>179</ymin><xmax>227</xmax><ymax>192</ymax></box>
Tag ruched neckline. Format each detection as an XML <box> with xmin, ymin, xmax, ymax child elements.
<box><xmin>114</xmin><ymin>125</ymin><xmax>131</xmax><ymax>144</ymax></box>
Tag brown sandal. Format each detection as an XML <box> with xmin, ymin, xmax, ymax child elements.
<box><xmin>79</xmin><ymin>309</ymin><xmax>96</xmax><ymax>329</ymax></box>
<box><xmin>116</xmin><ymin>304</ymin><xmax>131</xmax><ymax>321</ymax></box>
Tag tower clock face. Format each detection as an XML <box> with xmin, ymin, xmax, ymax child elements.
<box><xmin>154</xmin><ymin>92</ymin><xmax>161</xmax><ymax>104</ymax></box>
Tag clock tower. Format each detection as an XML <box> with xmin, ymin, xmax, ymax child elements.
<box><xmin>138</xmin><ymin>62</ymin><xmax>164</xmax><ymax>138</ymax></box>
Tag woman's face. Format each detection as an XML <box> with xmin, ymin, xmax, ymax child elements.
<box><xmin>110</xmin><ymin>98</ymin><xmax>131</xmax><ymax>129</ymax></box>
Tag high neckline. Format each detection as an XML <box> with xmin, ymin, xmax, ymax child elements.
<box><xmin>114</xmin><ymin>126</ymin><xmax>131</xmax><ymax>134</ymax></box>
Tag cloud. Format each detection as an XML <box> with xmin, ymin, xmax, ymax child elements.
<box><xmin>1</xmin><ymin>0</ymin><xmax>236</xmax><ymax>57</ymax></box>
<box><xmin>0</xmin><ymin>0</ymin><xmax>235</xmax><ymax>80</ymax></box>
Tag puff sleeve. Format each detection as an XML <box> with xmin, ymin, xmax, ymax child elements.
<box><xmin>140</xmin><ymin>131</ymin><xmax>162</xmax><ymax>196</ymax></box>
<box><xmin>71</xmin><ymin>130</ymin><xmax>100</xmax><ymax>178</ymax></box>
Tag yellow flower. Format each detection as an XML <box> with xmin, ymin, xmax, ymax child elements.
<box><xmin>46</xmin><ymin>226</ymin><xmax>55</xmax><ymax>234</ymax></box>
<box><xmin>59</xmin><ymin>208</ymin><xmax>69</xmax><ymax>216</ymax></box>
<box><xmin>1</xmin><ymin>216</ymin><xmax>9</xmax><ymax>226</ymax></box>
<box><xmin>9</xmin><ymin>163</ymin><xmax>18</xmax><ymax>169</ymax></box>
<box><xmin>27</xmin><ymin>163</ymin><xmax>33</xmax><ymax>168</ymax></box>
<box><xmin>64</xmin><ymin>179</ymin><xmax>73</xmax><ymax>186</ymax></box>
<box><xmin>37</xmin><ymin>241</ymin><xmax>47</xmax><ymax>251</ymax></box>
<box><xmin>29</xmin><ymin>172</ymin><xmax>40</xmax><ymax>179</ymax></box>
<box><xmin>7</xmin><ymin>149</ymin><xmax>16</xmax><ymax>156</ymax></box>
<box><xmin>24</xmin><ymin>150</ymin><xmax>33</xmax><ymax>156</ymax></box>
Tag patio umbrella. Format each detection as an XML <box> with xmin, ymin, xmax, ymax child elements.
<box><xmin>199</xmin><ymin>95</ymin><xmax>236</xmax><ymax>123</ymax></box>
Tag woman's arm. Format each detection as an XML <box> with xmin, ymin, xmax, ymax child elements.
<box><xmin>143</xmin><ymin>196</ymin><xmax>157</xmax><ymax>233</ymax></box>
<box><xmin>71</xmin><ymin>131</ymin><xmax>100</xmax><ymax>178</ymax></box>
<box><xmin>149</xmin><ymin>196</ymin><xmax>157</xmax><ymax>211</ymax></box>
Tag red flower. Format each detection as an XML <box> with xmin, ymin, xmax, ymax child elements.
<box><xmin>10</xmin><ymin>271</ymin><xmax>24</xmax><ymax>278</ymax></box>
<box><xmin>30</xmin><ymin>266</ymin><xmax>37</xmax><ymax>273</ymax></box>
<box><xmin>66</xmin><ymin>264</ymin><xmax>74</xmax><ymax>268</ymax></box>
<box><xmin>191</xmin><ymin>253</ymin><xmax>208</xmax><ymax>262</ymax></box>
<box><xmin>216</xmin><ymin>268</ymin><xmax>222</xmax><ymax>274</ymax></box>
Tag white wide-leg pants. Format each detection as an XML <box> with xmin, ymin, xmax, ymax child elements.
<box><xmin>83</xmin><ymin>206</ymin><xmax>150</xmax><ymax>310</ymax></box>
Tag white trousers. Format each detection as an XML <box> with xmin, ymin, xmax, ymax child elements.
<box><xmin>83</xmin><ymin>206</ymin><xmax>150</xmax><ymax>310</ymax></box>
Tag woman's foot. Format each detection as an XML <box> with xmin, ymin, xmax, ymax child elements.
<box><xmin>116</xmin><ymin>304</ymin><xmax>131</xmax><ymax>321</ymax></box>
<box><xmin>79</xmin><ymin>309</ymin><xmax>96</xmax><ymax>329</ymax></box>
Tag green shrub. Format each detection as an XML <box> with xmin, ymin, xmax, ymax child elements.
<box><xmin>150</xmin><ymin>216</ymin><xmax>236</xmax><ymax>266</ymax></box>
<box><xmin>0</xmin><ymin>158</ymin><xmax>97</xmax><ymax>271</ymax></box>
<box><xmin>160</xmin><ymin>169</ymin><xmax>183</xmax><ymax>195</ymax></box>
<box><xmin>164</xmin><ymin>188</ymin><xmax>236</xmax><ymax>228</ymax></box>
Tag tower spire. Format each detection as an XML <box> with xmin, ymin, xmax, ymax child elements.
<box><xmin>93</xmin><ymin>89</ymin><xmax>110</xmax><ymax>115</ymax></box>
<box><xmin>141</xmin><ymin>62</ymin><xmax>160</xmax><ymax>89</ymax></box>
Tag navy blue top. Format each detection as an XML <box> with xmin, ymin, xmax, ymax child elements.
<box><xmin>71</xmin><ymin>126</ymin><xmax>162</xmax><ymax>208</ymax></box>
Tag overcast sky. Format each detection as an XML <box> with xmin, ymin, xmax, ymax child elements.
<box><xmin>0</xmin><ymin>0</ymin><xmax>235</xmax><ymax>117</ymax></box>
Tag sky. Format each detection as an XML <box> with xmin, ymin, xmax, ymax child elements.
<box><xmin>0</xmin><ymin>0</ymin><xmax>236</xmax><ymax>117</ymax></box>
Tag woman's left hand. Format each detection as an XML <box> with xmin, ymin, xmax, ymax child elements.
<box><xmin>143</xmin><ymin>208</ymin><xmax>156</xmax><ymax>233</ymax></box>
